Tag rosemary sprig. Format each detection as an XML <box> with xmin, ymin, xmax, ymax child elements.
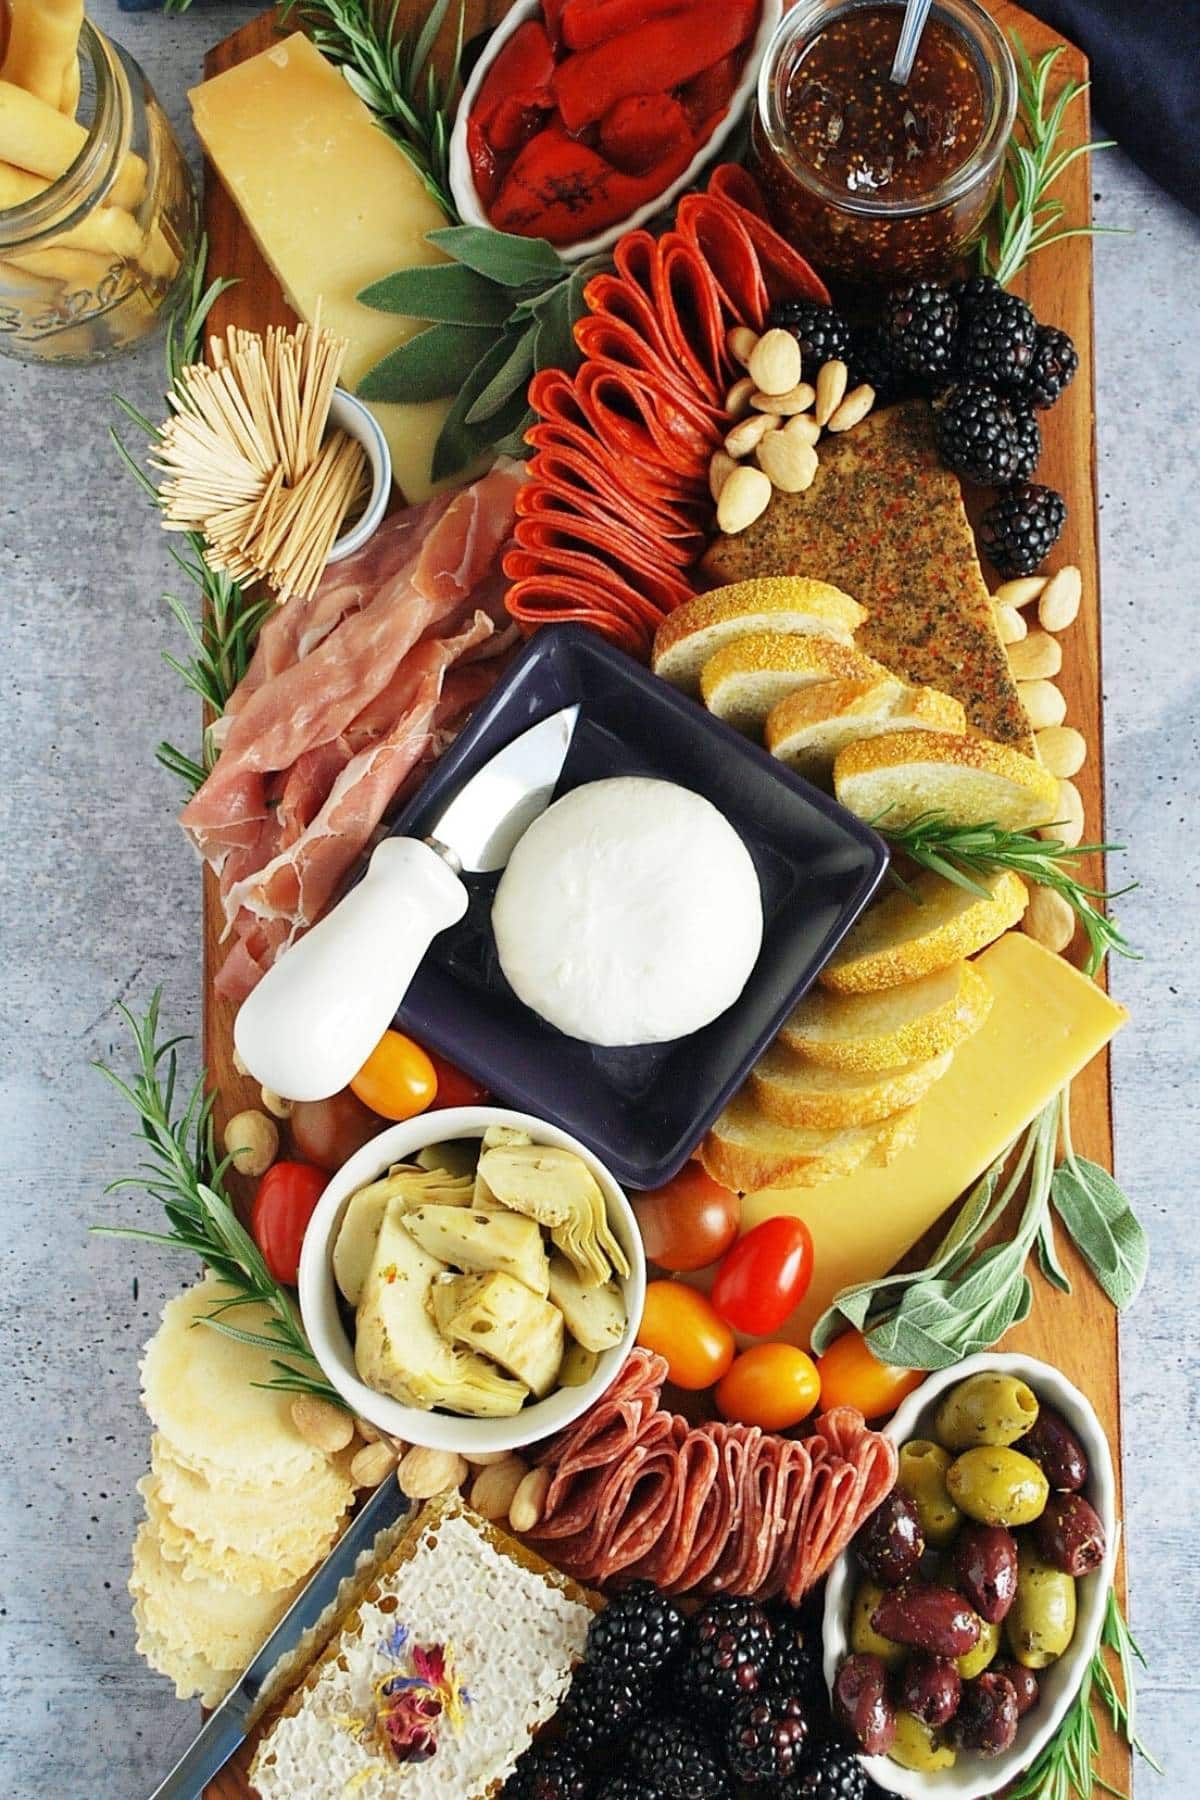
<box><xmin>977</xmin><ymin>35</ymin><xmax>1125</xmax><ymax>287</ymax></box>
<box><xmin>877</xmin><ymin>811</ymin><xmax>1138</xmax><ymax>977</ymax></box>
<box><xmin>92</xmin><ymin>991</ymin><xmax>343</xmax><ymax>1406</ymax></box>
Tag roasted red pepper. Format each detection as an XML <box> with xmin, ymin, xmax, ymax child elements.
<box><xmin>560</xmin><ymin>0</ymin><xmax>692</xmax><ymax>52</ymax></box>
<box><xmin>552</xmin><ymin>0</ymin><xmax>759</xmax><ymax>133</ymax></box>
<box><xmin>598</xmin><ymin>94</ymin><xmax>694</xmax><ymax>177</ymax></box>
<box><xmin>490</xmin><ymin>126</ymin><xmax>695</xmax><ymax>245</ymax></box>
<box><xmin>473</xmin><ymin>19</ymin><xmax>556</xmax><ymax>151</ymax></box>
<box><xmin>679</xmin><ymin>50</ymin><xmax>744</xmax><ymax>130</ymax></box>
<box><xmin>467</xmin><ymin>115</ymin><xmax>501</xmax><ymax>207</ymax></box>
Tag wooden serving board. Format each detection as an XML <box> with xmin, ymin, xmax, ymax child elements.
<box><xmin>196</xmin><ymin>6</ymin><xmax>1127</xmax><ymax>1793</ymax></box>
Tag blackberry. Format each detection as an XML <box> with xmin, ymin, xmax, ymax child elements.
<box><xmin>763</xmin><ymin>1614</ymin><xmax>825</xmax><ymax>1717</ymax></box>
<box><xmin>679</xmin><ymin>1596</ymin><xmax>774</xmax><ymax>1711</ymax></box>
<box><xmin>726</xmin><ymin>1691</ymin><xmax>810</xmax><ymax>1785</ymax></box>
<box><xmin>846</xmin><ymin>325</ymin><xmax>907</xmax><ymax>405</ymax></box>
<box><xmin>949</xmin><ymin>273</ymin><xmax>1003</xmax><ymax>319</ymax></box>
<box><xmin>503</xmin><ymin>1740</ymin><xmax>590</xmax><ymax>1800</ymax></box>
<box><xmin>628</xmin><ymin>1716</ymin><xmax>731</xmax><ymax>1798</ymax></box>
<box><xmin>561</xmin><ymin>1665</ymin><xmax>646</xmax><ymax>1759</ymax></box>
<box><xmin>586</xmin><ymin>1583</ymin><xmax>685</xmax><ymax>1681</ymax></box>
<box><xmin>956</xmin><ymin>290</ymin><xmax>1037</xmax><ymax>391</ymax></box>
<box><xmin>880</xmin><ymin>282</ymin><xmax>959</xmax><ymax>379</ymax></box>
<box><xmin>932</xmin><ymin>383</ymin><xmax>1040</xmax><ymax>486</ymax></box>
<box><xmin>1018</xmin><ymin>324</ymin><xmax>1079</xmax><ymax>409</ymax></box>
<box><xmin>789</xmin><ymin>1742</ymin><xmax>870</xmax><ymax>1800</ymax></box>
<box><xmin>767</xmin><ymin>300</ymin><xmax>852</xmax><ymax>379</ymax></box>
<box><xmin>979</xmin><ymin>482</ymin><xmax>1067</xmax><ymax>576</ymax></box>
<box><xmin>596</xmin><ymin>1772</ymin><xmax>666</xmax><ymax>1800</ymax></box>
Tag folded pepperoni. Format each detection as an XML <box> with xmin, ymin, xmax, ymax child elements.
<box><xmin>528</xmin><ymin>440</ymin><xmax>709</xmax><ymax>542</ymax></box>
<box><xmin>527</xmin><ymin>414</ymin><xmax>704</xmax><ymax>520</ymax></box>
<box><xmin>505</xmin><ymin>559</ymin><xmax>666</xmax><ymax>659</ymax></box>
<box><xmin>650</xmin><ymin>230</ymin><xmax>732</xmax><ymax>401</ymax></box>
<box><xmin>582</xmin><ymin>269</ymin><xmax>680</xmax><ymax>372</ymax></box>
<box><xmin>509</xmin><ymin>521</ymin><xmax>693</xmax><ymax>619</ymax></box>
<box><xmin>612</xmin><ymin>228</ymin><xmax>659</xmax><ymax>303</ymax></box>
<box><xmin>675</xmin><ymin>192</ymin><xmax>769</xmax><ymax>329</ymax></box>
<box><xmin>707</xmin><ymin>161</ymin><xmax>831</xmax><ymax>303</ymax></box>
<box><xmin>518</xmin><ymin>477</ymin><xmax>701</xmax><ymax>569</ymax></box>
<box><xmin>575</xmin><ymin>313</ymin><xmax>725</xmax><ymax>421</ymax></box>
<box><xmin>574</xmin><ymin>362</ymin><xmax>716</xmax><ymax>479</ymax></box>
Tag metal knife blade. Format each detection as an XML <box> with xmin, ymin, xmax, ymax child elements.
<box><xmin>147</xmin><ymin>1476</ymin><xmax>412</xmax><ymax>1800</ymax></box>
<box><xmin>427</xmin><ymin>703</ymin><xmax>579</xmax><ymax>873</ymax></box>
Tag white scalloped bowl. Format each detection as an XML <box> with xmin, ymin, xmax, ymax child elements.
<box><xmin>822</xmin><ymin>1352</ymin><xmax>1117</xmax><ymax>1800</ymax></box>
<box><xmin>448</xmin><ymin>0</ymin><xmax>783</xmax><ymax>262</ymax></box>
<box><xmin>299</xmin><ymin>1104</ymin><xmax>645</xmax><ymax>1454</ymax></box>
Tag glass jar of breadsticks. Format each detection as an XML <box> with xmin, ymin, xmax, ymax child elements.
<box><xmin>0</xmin><ymin>13</ymin><xmax>198</xmax><ymax>362</ymax></box>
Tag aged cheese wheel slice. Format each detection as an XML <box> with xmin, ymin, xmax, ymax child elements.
<box><xmin>130</xmin><ymin>1520</ymin><xmax>303</xmax><ymax>1670</ymax></box>
<box><xmin>132</xmin><ymin>1597</ymin><xmax>239</xmax><ymax>1708</ymax></box>
<box><xmin>140</xmin><ymin>1474</ymin><xmax>342</xmax><ymax>1596</ymax></box>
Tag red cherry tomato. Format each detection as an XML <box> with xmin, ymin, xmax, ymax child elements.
<box><xmin>289</xmin><ymin>1089</ymin><xmax>381</xmax><ymax>1172</ymax></box>
<box><xmin>710</xmin><ymin>1216</ymin><xmax>815</xmax><ymax>1336</ymax></box>
<box><xmin>716</xmin><ymin>1343</ymin><xmax>822</xmax><ymax>1430</ymax></box>
<box><xmin>632</xmin><ymin>1163</ymin><xmax>741</xmax><ymax>1272</ymax></box>
<box><xmin>815</xmin><ymin>1329</ymin><xmax>925</xmax><ymax>1420</ymax></box>
<box><xmin>251</xmin><ymin>1162</ymin><xmax>328</xmax><ymax>1286</ymax></box>
<box><xmin>424</xmin><ymin>1049</ymin><xmax>488</xmax><ymax>1111</ymax></box>
<box><xmin>350</xmin><ymin>1030</ymin><xmax>438</xmax><ymax>1121</ymax></box>
<box><xmin>637</xmin><ymin>1281</ymin><xmax>735</xmax><ymax>1390</ymax></box>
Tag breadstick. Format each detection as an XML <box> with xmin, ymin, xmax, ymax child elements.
<box><xmin>0</xmin><ymin>79</ymin><xmax>146</xmax><ymax>207</ymax></box>
<box><xmin>0</xmin><ymin>159</ymin><xmax>143</xmax><ymax>260</ymax></box>
<box><xmin>1</xmin><ymin>0</ymin><xmax>85</xmax><ymax>113</ymax></box>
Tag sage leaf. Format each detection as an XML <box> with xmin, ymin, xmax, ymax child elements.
<box><xmin>1036</xmin><ymin>1211</ymin><xmax>1073</xmax><ymax>1293</ymax></box>
<box><xmin>465</xmin><ymin>328</ymin><xmax>536</xmax><ymax>424</ymax></box>
<box><xmin>427</xmin><ymin>225</ymin><xmax>566</xmax><ymax>286</ymax></box>
<box><xmin>532</xmin><ymin>282</ymin><xmax>580</xmax><ymax>377</ymax></box>
<box><xmin>431</xmin><ymin>332</ymin><xmax>531</xmax><ymax>483</ymax></box>
<box><xmin>357</xmin><ymin>321</ymin><xmax>495</xmax><ymax>403</ymax></box>
<box><xmin>358</xmin><ymin>262</ymin><xmax>514</xmax><ymax>326</ymax></box>
<box><xmin>1052</xmin><ymin>1158</ymin><xmax>1149</xmax><ymax>1309</ymax></box>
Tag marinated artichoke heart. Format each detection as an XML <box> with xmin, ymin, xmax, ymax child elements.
<box><xmin>414</xmin><ymin>1139</ymin><xmax>481</xmax><ymax>1180</ymax></box>
<box><xmin>558</xmin><ymin>1340</ymin><xmax>600</xmax><ymax>1387</ymax></box>
<box><xmin>547</xmin><ymin>1253</ymin><xmax>627</xmax><ymax>1352</ymax></box>
<box><xmin>333</xmin><ymin>1164</ymin><xmax>473</xmax><ymax>1305</ymax></box>
<box><xmin>476</xmin><ymin>1145</ymin><xmax>630</xmax><ymax>1288</ymax></box>
<box><xmin>429</xmin><ymin>1270</ymin><xmax>565</xmax><ymax>1398</ymax></box>
<box><xmin>473</xmin><ymin>1126</ymin><xmax>534</xmax><ymax>1208</ymax></box>
<box><xmin>402</xmin><ymin>1203</ymin><xmax>551</xmax><ymax>1297</ymax></box>
<box><xmin>354</xmin><ymin>1201</ymin><xmax>528</xmax><ymax>1415</ymax></box>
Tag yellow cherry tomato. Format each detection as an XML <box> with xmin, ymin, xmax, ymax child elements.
<box><xmin>637</xmin><ymin>1281</ymin><xmax>735</xmax><ymax>1390</ymax></box>
<box><xmin>815</xmin><ymin>1329</ymin><xmax>924</xmax><ymax>1420</ymax></box>
<box><xmin>715</xmin><ymin>1342</ymin><xmax>821</xmax><ymax>1430</ymax></box>
<box><xmin>350</xmin><ymin>1030</ymin><xmax>437</xmax><ymax>1122</ymax></box>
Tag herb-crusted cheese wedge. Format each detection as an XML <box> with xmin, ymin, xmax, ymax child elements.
<box><xmin>780</xmin><ymin>960</ymin><xmax>994</xmax><ymax>1071</ymax></box>
<box><xmin>821</xmin><ymin>869</ymin><xmax>1028</xmax><ymax>994</ymax></box>
<box><xmin>834</xmin><ymin>729</ymin><xmax>1061</xmax><ymax>831</ymax></box>
<box><xmin>702</xmin><ymin>402</ymin><xmax>1034</xmax><ymax>752</ymax></box>
<box><xmin>651</xmin><ymin>576</ymin><xmax>868</xmax><ymax>692</ymax></box>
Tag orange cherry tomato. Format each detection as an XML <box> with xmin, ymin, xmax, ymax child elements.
<box><xmin>710</xmin><ymin>1216</ymin><xmax>814</xmax><ymax>1336</ymax></box>
<box><xmin>425</xmin><ymin>1049</ymin><xmax>488</xmax><ymax>1111</ymax></box>
<box><xmin>632</xmin><ymin>1163</ymin><xmax>741</xmax><ymax>1272</ymax></box>
<box><xmin>350</xmin><ymin>1030</ymin><xmax>438</xmax><ymax>1121</ymax></box>
<box><xmin>637</xmin><ymin>1281</ymin><xmax>735</xmax><ymax>1390</ymax></box>
<box><xmin>815</xmin><ymin>1328</ymin><xmax>925</xmax><ymax>1420</ymax></box>
<box><xmin>290</xmin><ymin>1088</ymin><xmax>381</xmax><ymax>1172</ymax></box>
<box><xmin>716</xmin><ymin>1342</ymin><xmax>822</xmax><ymax>1430</ymax></box>
<box><xmin>251</xmin><ymin>1161</ymin><xmax>328</xmax><ymax>1286</ymax></box>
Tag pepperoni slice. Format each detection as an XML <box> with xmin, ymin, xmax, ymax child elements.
<box><xmin>675</xmin><ymin>192</ymin><xmax>769</xmax><ymax>328</ymax></box>
<box><xmin>707</xmin><ymin>161</ymin><xmax>832</xmax><ymax>304</ymax></box>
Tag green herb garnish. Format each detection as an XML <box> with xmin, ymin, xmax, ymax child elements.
<box><xmin>92</xmin><ymin>992</ymin><xmax>343</xmax><ymax>1405</ymax></box>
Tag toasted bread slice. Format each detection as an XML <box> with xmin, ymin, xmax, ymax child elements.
<box><xmin>834</xmin><ymin>729</ymin><xmax>1061</xmax><ymax>831</ymax></box>
<box><xmin>781</xmin><ymin>959</ymin><xmax>993</xmax><ymax>1071</ymax></box>
<box><xmin>652</xmin><ymin>577</ymin><xmax>868</xmax><ymax>692</ymax></box>
<box><xmin>766</xmin><ymin>679</ymin><xmax>966</xmax><ymax>780</ymax></box>
<box><xmin>699</xmin><ymin>1091</ymin><xmax>921</xmax><ymax>1193</ymax></box>
<box><xmin>751</xmin><ymin>1042</ymin><xmax>954</xmax><ymax>1128</ymax></box>
<box><xmin>701</xmin><ymin>633</ymin><xmax>892</xmax><ymax>735</ymax></box>
<box><xmin>821</xmin><ymin>871</ymin><xmax>1028</xmax><ymax>994</ymax></box>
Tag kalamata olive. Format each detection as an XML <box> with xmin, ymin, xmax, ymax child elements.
<box><xmin>850</xmin><ymin>1580</ymin><xmax>907</xmax><ymax>1669</ymax></box>
<box><xmin>899</xmin><ymin>1654</ymin><xmax>962</xmax><ymax>1728</ymax></box>
<box><xmin>953</xmin><ymin>1522</ymin><xmax>1020</xmax><ymax>1623</ymax></box>
<box><xmin>954</xmin><ymin>1670</ymin><xmax>1020</xmax><ymax>1756</ymax></box>
<box><xmin>896</xmin><ymin>1440</ymin><xmax>962</xmax><ymax>1546</ymax></box>
<box><xmin>856</xmin><ymin>1490</ymin><xmax>926</xmax><ymax>1587</ymax></box>
<box><xmin>1017</xmin><ymin>1406</ymin><xmax>1089</xmax><ymax>1491</ymax></box>
<box><xmin>871</xmin><ymin>1584</ymin><xmax>982</xmax><ymax>1659</ymax></box>
<box><xmin>956</xmin><ymin>1615</ymin><xmax>1001</xmax><ymax>1680</ymax></box>
<box><xmin>992</xmin><ymin>1658</ymin><xmax>1040</xmax><ymax>1716</ymax></box>
<box><xmin>834</xmin><ymin>1651</ymin><xmax>897</xmax><ymax>1755</ymax></box>
<box><xmin>1005</xmin><ymin>1545</ymin><xmax>1077</xmax><ymax>1668</ymax></box>
<box><xmin>1034</xmin><ymin>1492</ymin><xmax>1107</xmax><ymax>1577</ymax></box>
<box><xmin>890</xmin><ymin>1712</ymin><xmax>957</xmax><ymax>1772</ymax></box>
<box><xmin>935</xmin><ymin>1372</ymin><xmax>1040</xmax><ymax>1449</ymax></box>
<box><xmin>947</xmin><ymin>1446</ymin><xmax>1050</xmax><ymax>1527</ymax></box>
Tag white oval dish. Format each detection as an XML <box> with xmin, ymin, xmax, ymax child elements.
<box><xmin>822</xmin><ymin>1351</ymin><xmax>1117</xmax><ymax>1800</ymax></box>
<box><xmin>299</xmin><ymin>1104</ymin><xmax>645</xmax><ymax>1453</ymax></box>
<box><xmin>325</xmin><ymin>387</ymin><xmax>391</xmax><ymax>563</ymax></box>
<box><xmin>447</xmin><ymin>0</ymin><xmax>783</xmax><ymax>262</ymax></box>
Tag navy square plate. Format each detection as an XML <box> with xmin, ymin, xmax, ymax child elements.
<box><xmin>392</xmin><ymin>625</ymin><xmax>888</xmax><ymax>1189</ymax></box>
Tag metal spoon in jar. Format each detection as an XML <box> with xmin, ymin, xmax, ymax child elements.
<box><xmin>890</xmin><ymin>0</ymin><xmax>934</xmax><ymax>85</ymax></box>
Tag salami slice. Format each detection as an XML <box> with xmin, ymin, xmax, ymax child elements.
<box><xmin>504</xmin><ymin>569</ymin><xmax>657</xmax><ymax>658</ymax></box>
<box><xmin>629</xmin><ymin>1422</ymin><xmax>719</xmax><ymax>1589</ymax></box>
<box><xmin>508</xmin><ymin>522</ymin><xmax>694</xmax><ymax>617</ymax></box>
<box><xmin>573</xmin><ymin>361</ymin><xmax>718</xmax><ymax>479</ymax></box>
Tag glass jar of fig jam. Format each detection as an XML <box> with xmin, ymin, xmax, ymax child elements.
<box><xmin>751</xmin><ymin>0</ymin><xmax>1015</xmax><ymax>282</ymax></box>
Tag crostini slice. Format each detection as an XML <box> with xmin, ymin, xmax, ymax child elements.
<box><xmin>700</xmin><ymin>632</ymin><xmax>892</xmax><ymax>735</ymax></box>
<box><xmin>780</xmin><ymin>959</ymin><xmax>993</xmax><ymax>1072</ymax></box>
<box><xmin>651</xmin><ymin>576</ymin><xmax>868</xmax><ymax>692</ymax></box>
<box><xmin>821</xmin><ymin>870</ymin><xmax>1028</xmax><ymax>994</ymax></box>
<box><xmin>699</xmin><ymin>1092</ymin><xmax>922</xmax><ymax>1194</ymax></box>
<box><xmin>833</xmin><ymin>729</ymin><xmax>1061</xmax><ymax>832</ymax></box>
<box><xmin>750</xmin><ymin>1042</ymin><xmax>954</xmax><ymax>1129</ymax></box>
<box><xmin>766</xmin><ymin>679</ymin><xmax>967</xmax><ymax>780</ymax></box>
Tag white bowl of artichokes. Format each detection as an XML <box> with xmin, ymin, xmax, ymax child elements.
<box><xmin>299</xmin><ymin>1105</ymin><xmax>645</xmax><ymax>1454</ymax></box>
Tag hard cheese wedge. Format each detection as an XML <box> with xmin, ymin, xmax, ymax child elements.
<box><xmin>189</xmin><ymin>35</ymin><xmax>450</xmax><ymax>502</ymax></box>
<box><xmin>742</xmin><ymin>932</ymin><xmax>1128</xmax><ymax>1347</ymax></box>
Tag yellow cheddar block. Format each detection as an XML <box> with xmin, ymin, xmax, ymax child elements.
<box><xmin>190</xmin><ymin>35</ymin><xmax>451</xmax><ymax>503</ymax></box>
<box><xmin>743</xmin><ymin>932</ymin><xmax>1128</xmax><ymax>1347</ymax></box>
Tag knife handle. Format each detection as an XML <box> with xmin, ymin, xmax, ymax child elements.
<box><xmin>234</xmin><ymin>838</ymin><xmax>468</xmax><ymax>1102</ymax></box>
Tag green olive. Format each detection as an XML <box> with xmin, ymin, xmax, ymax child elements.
<box><xmin>889</xmin><ymin>1711</ymin><xmax>957</xmax><ymax>1772</ymax></box>
<box><xmin>850</xmin><ymin>1579</ymin><xmax>907</xmax><ymax>1670</ymax></box>
<box><xmin>957</xmin><ymin>1614</ymin><xmax>1001</xmax><ymax>1679</ymax></box>
<box><xmin>1005</xmin><ymin>1545</ymin><xmax>1078</xmax><ymax>1668</ymax></box>
<box><xmin>947</xmin><ymin>1446</ymin><xmax>1050</xmax><ymax>1527</ymax></box>
<box><xmin>897</xmin><ymin>1439</ymin><xmax>962</xmax><ymax>1546</ymax></box>
<box><xmin>935</xmin><ymin>1372</ymin><xmax>1040</xmax><ymax>1449</ymax></box>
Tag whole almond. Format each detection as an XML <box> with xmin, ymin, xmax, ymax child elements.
<box><xmin>709</xmin><ymin>450</ymin><xmax>737</xmax><ymax>503</ymax></box>
<box><xmin>259</xmin><ymin>1087</ymin><xmax>293</xmax><ymax>1119</ymax></box>
<box><xmin>726</xmin><ymin>325</ymin><xmax>758</xmax><ymax>368</ymax></box>
<box><xmin>717</xmin><ymin>464</ymin><xmax>773</xmax><ymax>534</ymax></box>
<box><xmin>1038</xmin><ymin>565</ymin><xmax>1082</xmax><ymax>633</ymax></box>
<box><xmin>724</xmin><ymin>412</ymin><xmax>778</xmax><ymax>458</ymax></box>
<box><xmin>1008</xmin><ymin>629</ymin><xmax>1063</xmax><ymax>681</ymax></box>
<box><xmin>223</xmin><ymin>1108</ymin><xmax>278</xmax><ymax>1177</ymax></box>
<box><xmin>469</xmin><ymin>1456</ymin><xmax>529</xmax><ymax>1521</ymax></box>
<box><xmin>1020</xmin><ymin>680</ymin><xmax>1067</xmax><ymax>730</ymax></box>
<box><xmin>752</xmin><ymin>381</ymin><xmax>815</xmax><ymax>416</ymax></box>
<box><xmin>1036</xmin><ymin>725</ymin><xmax>1087</xmax><ymax>779</ymax></box>
<box><xmin>784</xmin><ymin>413</ymin><xmax>821</xmax><ymax>446</ymax></box>
<box><xmin>462</xmin><ymin>1448</ymin><xmax>521</xmax><ymax>1468</ymax></box>
<box><xmin>995</xmin><ymin>602</ymin><xmax>1028</xmax><ymax>645</ymax></box>
<box><xmin>291</xmin><ymin>1395</ymin><xmax>355</xmax><ymax>1456</ymax></box>
<box><xmin>724</xmin><ymin>375</ymin><xmax>756</xmax><ymax>418</ymax></box>
<box><xmin>757</xmin><ymin>430</ymin><xmax>819</xmax><ymax>494</ymax></box>
<box><xmin>826</xmin><ymin>383</ymin><xmax>876</xmax><ymax>433</ymax></box>
<box><xmin>351</xmin><ymin>1440</ymin><xmax>398</xmax><ymax>1488</ymax></box>
<box><xmin>1024</xmin><ymin>885</ymin><xmax>1076</xmax><ymax>954</ymax></box>
<box><xmin>1043</xmin><ymin>777</ymin><xmax>1085</xmax><ymax>848</ymax></box>
<box><xmin>509</xmin><ymin>1466</ymin><xmax>551</xmax><ymax>1534</ymax></box>
<box><xmin>994</xmin><ymin>575</ymin><xmax>1047</xmax><ymax>610</ymax></box>
<box><xmin>397</xmin><ymin>1445</ymin><xmax>468</xmax><ymax>1501</ymax></box>
<box><xmin>814</xmin><ymin>359</ymin><xmax>849</xmax><ymax>426</ymax></box>
<box><xmin>748</xmin><ymin>328</ymin><xmax>802</xmax><ymax>396</ymax></box>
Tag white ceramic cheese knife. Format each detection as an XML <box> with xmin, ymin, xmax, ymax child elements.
<box><xmin>235</xmin><ymin>704</ymin><xmax>580</xmax><ymax>1102</ymax></box>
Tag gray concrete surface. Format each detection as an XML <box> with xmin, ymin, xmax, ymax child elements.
<box><xmin>0</xmin><ymin>6</ymin><xmax>1196</xmax><ymax>1794</ymax></box>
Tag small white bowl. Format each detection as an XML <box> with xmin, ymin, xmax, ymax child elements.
<box><xmin>325</xmin><ymin>387</ymin><xmax>391</xmax><ymax>564</ymax></box>
<box><xmin>448</xmin><ymin>0</ymin><xmax>783</xmax><ymax>262</ymax></box>
<box><xmin>822</xmin><ymin>1352</ymin><xmax>1117</xmax><ymax>1800</ymax></box>
<box><xmin>298</xmin><ymin>1104</ymin><xmax>646</xmax><ymax>1454</ymax></box>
